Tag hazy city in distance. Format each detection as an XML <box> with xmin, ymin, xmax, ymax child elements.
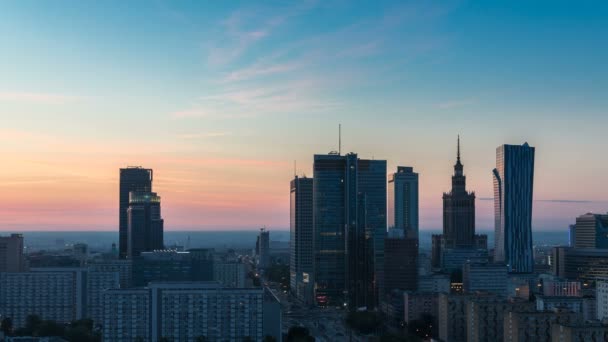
<box><xmin>1</xmin><ymin>1</ymin><xmax>608</xmax><ymax>342</ymax></box>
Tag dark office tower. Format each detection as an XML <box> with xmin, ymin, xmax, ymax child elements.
<box><xmin>290</xmin><ymin>176</ymin><xmax>314</xmax><ymax>303</ymax></box>
<box><xmin>119</xmin><ymin>167</ymin><xmax>153</xmax><ymax>259</ymax></box>
<box><xmin>493</xmin><ymin>143</ymin><xmax>535</xmax><ymax>273</ymax></box>
<box><xmin>313</xmin><ymin>152</ymin><xmax>386</xmax><ymax>309</ymax></box>
<box><xmin>443</xmin><ymin>136</ymin><xmax>476</xmax><ymax>248</ymax></box>
<box><xmin>258</xmin><ymin>228</ymin><xmax>270</xmax><ymax>269</ymax></box>
<box><xmin>574</xmin><ymin>213</ymin><xmax>608</xmax><ymax>249</ymax></box>
<box><xmin>127</xmin><ymin>191</ymin><xmax>164</xmax><ymax>258</ymax></box>
<box><xmin>388</xmin><ymin>167</ymin><xmax>419</xmax><ymax>239</ymax></box>
<box><xmin>384</xmin><ymin>230</ymin><xmax>418</xmax><ymax>293</ymax></box>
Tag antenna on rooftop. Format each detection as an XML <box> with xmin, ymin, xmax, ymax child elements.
<box><xmin>294</xmin><ymin>160</ymin><xmax>297</xmax><ymax>177</ymax></box>
<box><xmin>339</xmin><ymin>124</ymin><xmax>342</xmax><ymax>155</ymax></box>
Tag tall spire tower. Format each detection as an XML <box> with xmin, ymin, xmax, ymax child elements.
<box><xmin>442</xmin><ymin>136</ymin><xmax>476</xmax><ymax>247</ymax></box>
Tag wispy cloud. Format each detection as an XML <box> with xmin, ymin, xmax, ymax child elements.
<box><xmin>0</xmin><ymin>92</ymin><xmax>80</xmax><ymax>104</ymax></box>
<box><xmin>436</xmin><ymin>98</ymin><xmax>476</xmax><ymax>109</ymax></box>
<box><xmin>177</xmin><ymin>132</ymin><xmax>231</xmax><ymax>139</ymax></box>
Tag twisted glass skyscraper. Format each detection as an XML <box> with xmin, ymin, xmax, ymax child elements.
<box><xmin>493</xmin><ymin>143</ymin><xmax>535</xmax><ymax>273</ymax></box>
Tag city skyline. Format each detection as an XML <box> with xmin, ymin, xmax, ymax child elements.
<box><xmin>1</xmin><ymin>1</ymin><xmax>607</xmax><ymax>231</ymax></box>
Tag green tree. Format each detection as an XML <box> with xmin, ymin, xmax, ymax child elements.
<box><xmin>263</xmin><ymin>335</ymin><xmax>277</xmax><ymax>342</ymax></box>
<box><xmin>1</xmin><ymin>317</ymin><xmax>13</xmax><ymax>336</ymax></box>
<box><xmin>346</xmin><ymin>311</ymin><xmax>382</xmax><ymax>335</ymax></box>
<box><xmin>286</xmin><ymin>326</ymin><xmax>315</xmax><ymax>342</ymax></box>
<box><xmin>195</xmin><ymin>336</ymin><xmax>208</xmax><ymax>342</ymax></box>
<box><xmin>25</xmin><ymin>314</ymin><xmax>42</xmax><ymax>335</ymax></box>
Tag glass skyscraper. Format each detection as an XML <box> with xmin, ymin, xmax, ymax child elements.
<box><xmin>493</xmin><ymin>143</ymin><xmax>535</xmax><ymax>273</ymax></box>
<box><xmin>290</xmin><ymin>176</ymin><xmax>314</xmax><ymax>303</ymax></box>
<box><xmin>387</xmin><ymin>167</ymin><xmax>419</xmax><ymax>238</ymax></box>
<box><xmin>313</xmin><ymin>153</ymin><xmax>386</xmax><ymax>308</ymax></box>
<box><xmin>119</xmin><ymin>167</ymin><xmax>153</xmax><ymax>259</ymax></box>
<box><xmin>127</xmin><ymin>191</ymin><xmax>164</xmax><ymax>258</ymax></box>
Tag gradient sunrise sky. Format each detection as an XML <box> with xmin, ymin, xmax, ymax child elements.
<box><xmin>0</xmin><ymin>1</ymin><xmax>607</xmax><ymax>231</ymax></box>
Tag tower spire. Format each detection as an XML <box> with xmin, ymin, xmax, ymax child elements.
<box><xmin>457</xmin><ymin>134</ymin><xmax>461</xmax><ymax>163</ymax></box>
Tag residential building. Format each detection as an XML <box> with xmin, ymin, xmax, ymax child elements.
<box><xmin>103</xmin><ymin>289</ymin><xmax>150</xmax><ymax>342</ymax></box>
<box><xmin>441</xmin><ymin>248</ymin><xmax>489</xmax><ymax>272</ymax></box>
<box><xmin>598</xmin><ymin>279</ymin><xmax>608</xmax><ymax>320</ymax></box>
<box><xmin>466</xmin><ymin>297</ymin><xmax>535</xmax><ymax>342</ymax></box>
<box><xmin>493</xmin><ymin>143</ymin><xmax>535</xmax><ymax>273</ymax></box>
<box><xmin>0</xmin><ymin>268</ymin><xmax>86</xmax><ymax>327</ymax></box>
<box><xmin>313</xmin><ymin>153</ymin><xmax>387</xmax><ymax>308</ymax></box>
<box><xmin>119</xmin><ymin>167</ymin><xmax>153</xmax><ymax>259</ymax></box>
<box><xmin>214</xmin><ymin>262</ymin><xmax>247</xmax><ymax>288</ymax></box>
<box><xmin>551</xmin><ymin>323</ymin><xmax>608</xmax><ymax>342</ymax></box>
<box><xmin>86</xmin><ymin>270</ymin><xmax>120</xmax><ymax>324</ymax></box>
<box><xmin>88</xmin><ymin>259</ymin><xmax>133</xmax><ymax>288</ymax></box>
<box><xmin>403</xmin><ymin>292</ymin><xmax>437</xmax><ymax>325</ymax></box>
<box><xmin>536</xmin><ymin>296</ymin><xmax>584</xmax><ymax>313</ymax></box>
<box><xmin>0</xmin><ymin>234</ymin><xmax>25</xmax><ymax>272</ymax></box>
<box><xmin>290</xmin><ymin>176</ymin><xmax>314</xmax><ymax>303</ymax></box>
<box><xmin>463</xmin><ymin>262</ymin><xmax>508</xmax><ymax>295</ymax></box>
<box><xmin>574</xmin><ymin>213</ymin><xmax>608</xmax><ymax>249</ymax></box>
<box><xmin>127</xmin><ymin>191</ymin><xmax>164</xmax><ymax>258</ymax></box>
<box><xmin>504</xmin><ymin>309</ymin><xmax>580</xmax><ymax>342</ymax></box>
<box><xmin>438</xmin><ymin>293</ymin><xmax>493</xmax><ymax>342</ymax></box>
<box><xmin>388</xmin><ymin>166</ymin><xmax>419</xmax><ymax>238</ymax></box>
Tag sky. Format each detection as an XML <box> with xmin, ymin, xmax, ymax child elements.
<box><xmin>0</xmin><ymin>1</ymin><xmax>607</xmax><ymax>232</ymax></box>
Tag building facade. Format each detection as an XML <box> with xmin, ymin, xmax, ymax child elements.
<box><xmin>289</xmin><ymin>176</ymin><xmax>314</xmax><ymax>303</ymax></box>
<box><xmin>504</xmin><ymin>309</ymin><xmax>580</xmax><ymax>342</ymax></box>
<box><xmin>466</xmin><ymin>297</ymin><xmax>535</xmax><ymax>342</ymax></box>
<box><xmin>493</xmin><ymin>143</ymin><xmax>535</xmax><ymax>273</ymax></box>
<box><xmin>574</xmin><ymin>213</ymin><xmax>608</xmax><ymax>249</ymax></box>
<box><xmin>214</xmin><ymin>262</ymin><xmax>247</xmax><ymax>288</ymax></box>
<box><xmin>313</xmin><ymin>153</ymin><xmax>386</xmax><ymax>308</ymax></box>
<box><xmin>119</xmin><ymin>167</ymin><xmax>153</xmax><ymax>259</ymax></box>
<box><xmin>257</xmin><ymin>228</ymin><xmax>270</xmax><ymax>270</ymax></box>
<box><xmin>598</xmin><ymin>279</ymin><xmax>608</xmax><ymax>320</ymax></box>
<box><xmin>387</xmin><ymin>166</ymin><xmax>419</xmax><ymax>238</ymax></box>
<box><xmin>384</xmin><ymin>236</ymin><xmax>418</xmax><ymax>293</ymax></box>
<box><xmin>127</xmin><ymin>191</ymin><xmax>164</xmax><ymax>258</ymax></box>
<box><xmin>0</xmin><ymin>234</ymin><xmax>25</xmax><ymax>272</ymax></box>
<box><xmin>463</xmin><ymin>262</ymin><xmax>508</xmax><ymax>295</ymax></box>
<box><xmin>552</xmin><ymin>247</ymin><xmax>608</xmax><ymax>282</ymax></box>
<box><xmin>102</xmin><ymin>289</ymin><xmax>150</xmax><ymax>342</ymax></box>
<box><xmin>551</xmin><ymin>323</ymin><xmax>608</xmax><ymax>342</ymax></box>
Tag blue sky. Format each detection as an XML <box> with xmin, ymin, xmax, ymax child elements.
<box><xmin>0</xmin><ymin>1</ymin><xmax>607</xmax><ymax>231</ymax></box>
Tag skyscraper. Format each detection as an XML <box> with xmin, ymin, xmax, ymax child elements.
<box><xmin>257</xmin><ymin>228</ymin><xmax>270</xmax><ymax>270</ymax></box>
<box><xmin>493</xmin><ymin>143</ymin><xmax>535</xmax><ymax>273</ymax></box>
<box><xmin>313</xmin><ymin>152</ymin><xmax>386</xmax><ymax>308</ymax></box>
<box><xmin>119</xmin><ymin>167</ymin><xmax>153</xmax><ymax>259</ymax></box>
<box><xmin>431</xmin><ymin>137</ymin><xmax>486</xmax><ymax>269</ymax></box>
<box><xmin>127</xmin><ymin>191</ymin><xmax>164</xmax><ymax>258</ymax></box>
<box><xmin>290</xmin><ymin>176</ymin><xmax>314</xmax><ymax>303</ymax></box>
<box><xmin>443</xmin><ymin>136</ymin><xmax>476</xmax><ymax>247</ymax></box>
<box><xmin>388</xmin><ymin>167</ymin><xmax>419</xmax><ymax>238</ymax></box>
<box><xmin>574</xmin><ymin>213</ymin><xmax>608</xmax><ymax>249</ymax></box>
<box><xmin>0</xmin><ymin>234</ymin><xmax>25</xmax><ymax>272</ymax></box>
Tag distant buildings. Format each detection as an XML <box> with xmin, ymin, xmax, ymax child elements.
<box><xmin>493</xmin><ymin>143</ymin><xmax>535</xmax><ymax>273</ymax></box>
<box><xmin>313</xmin><ymin>152</ymin><xmax>386</xmax><ymax>308</ymax></box>
<box><xmin>289</xmin><ymin>175</ymin><xmax>313</xmax><ymax>303</ymax></box>
<box><xmin>0</xmin><ymin>234</ymin><xmax>25</xmax><ymax>272</ymax></box>
<box><xmin>432</xmin><ymin>137</ymin><xmax>487</xmax><ymax>270</ymax></box>
<box><xmin>127</xmin><ymin>191</ymin><xmax>164</xmax><ymax>258</ymax></box>
<box><xmin>388</xmin><ymin>166</ymin><xmax>419</xmax><ymax>238</ymax></box>
<box><xmin>542</xmin><ymin>280</ymin><xmax>581</xmax><ymax>297</ymax></box>
<box><xmin>418</xmin><ymin>273</ymin><xmax>450</xmax><ymax>293</ymax></box>
<box><xmin>119</xmin><ymin>167</ymin><xmax>153</xmax><ymax>259</ymax></box>
<box><xmin>574</xmin><ymin>213</ymin><xmax>608</xmax><ymax>249</ymax></box>
<box><xmin>102</xmin><ymin>282</ymin><xmax>281</xmax><ymax>342</ymax></box>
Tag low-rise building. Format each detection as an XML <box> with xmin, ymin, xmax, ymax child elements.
<box><xmin>551</xmin><ymin>323</ymin><xmax>608</xmax><ymax>342</ymax></box>
<box><xmin>463</xmin><ymin>262</ymin><xmax>508</xmax><ymax>295</ymax></box>
<box><xmin>213</xmin><ymin>262</ymin><xmax>247</xmax><ymax>288</ymax></box>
